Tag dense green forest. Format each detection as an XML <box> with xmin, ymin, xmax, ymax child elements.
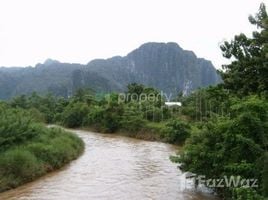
<box><xmin>8</xmin><ymin>84</ymin><xmax>191</xmax><ymax>144</ymax></box>
<box><xmin>0</xmin><ymin>3</ymin><xmax>267</xmax><ymax>200</ymax></box>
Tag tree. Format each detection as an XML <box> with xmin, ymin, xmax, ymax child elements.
<box><xmin>72</xmin><ymin>88</ymin><xmax>95</xmax><ymax>105</ymax></box>
<box><xmin>162</xmin><ymin>119</ymin><xmax>190</xmax><ymax>144</ymax></box>
<box><xmin>62</xmin><ymin>102</ymin><xmax>90</xmax><ymax>128</ymax></box>
<box><xmin>177</xmin><ymin>4</ymin><xmax>268</xmax><ymax>199</ymax></box>
<box><xmin>178</xmin><ymin>96</ymin><xmax>268</xmax><ymax>198</ymax></box>
<box><xmin>126</xmin><ymin>83</ymin><xmax>145</xmax><ymax>101</ymax></box>
<box><xmin>220</xmin><ymin>3</ymin><xmax>268</xmax><ymax>96</ymax></box>
<box><xmin>10</xmin><ymin>95</ymin><xmax>29</xmax><ymax>109</ymax></box>
<box><xmin>127</xmin><ymin>83</ymin><xmax>145</xmax><ymax>96</ymax></box>
<box><xmin>120</xmin><ymin>103</ymin><xmax>145</xmax><ymax>132</ymax></box>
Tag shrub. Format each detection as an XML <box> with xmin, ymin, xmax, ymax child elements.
<box><xmin>0</xmin><ymin>148</ymin><xmax>43</xmax><ymax>190</ymax></box>
<box><xmin>232</xmin><ymin>187</ymin><xmax>265</xmax><ymax>200</ymax></box>
<box><xmin>120</xmin><ymin>105</ymin><xmax>146</xmax><ymax>132</ymax></box>
<box><xmin>161</xmin><ymin>119</ymin><xmax>190</xmax><ymax>144</ymax></box>
<box><xmin>178</xmin><ymin>96</ymin><xmax>268</xmax><ymax>198</ymax></box>
<box><xmin>62</xmin><ymin>102</ymin><xmax>90</xmax><ymax>128</ymax></box>
<box><xmin>85</xmin><ymin>106</ymin><xmax>105</xmax><ymax>126</ymax></box>
<box><xmin>0</xmin><ymin>106</ymin><xmax>84</xmax><ymax>192</ymax></box>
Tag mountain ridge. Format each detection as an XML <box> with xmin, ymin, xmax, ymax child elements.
<box><xmin>85</xmin><ymin>42</ymin><xmax>221</xmax><ymax>95</ymax></box>
<box><xmin>0</xmin><ymin>42</ymin><xmax>221</xmax><ymax>99</ymax></box>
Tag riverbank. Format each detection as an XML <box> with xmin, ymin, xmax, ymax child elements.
<box><xmin>0</xmin><ymin>128</ymin><xmax>217</xmax><ymax>200</ymax></box>
<box><xmin>80</xmin><ymin>124</ymin><xmax>163</xmax><ymax>142</ymax></box>
<box><xmin>0</xmin><ymin>106</ymin><xmax>85</xmax><ymax>193</ymax></box>
<box><xmin>79</xmin><ymin>120</ymin><xmax>188</xmax><ymax>146</ymax></box>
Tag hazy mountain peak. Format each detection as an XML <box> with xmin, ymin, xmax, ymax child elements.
<box><xmin>138</xmin><ymin>42</ymin><xmax>182</xmax><ymax>49</ymax></box>
<box><xmin>128</xmin><ymin>42</ymin><xmax>182</xmax><ymax>56</ymax></box>
<box><xmin>87</xmin><ymin>42</ymin><xmax>221</xmax><ymax>95</ymax></box>
<box><xmin>0</xmin><ymin>42</ymin><xmax>221</xmax><ymax>99</ymax></box>
<box><xmin>43</xmin><ymin>59</ymin><xmax>60</xmax><ymax>66</ymax></box>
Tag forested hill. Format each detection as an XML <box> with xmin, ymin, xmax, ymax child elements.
<box><xmin>0</xmin><ymin>42</ymin><xmax>221</xmax><ymax>99</ymax></box>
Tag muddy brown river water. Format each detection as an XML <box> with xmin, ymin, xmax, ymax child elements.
<box><xmin>0</xmin><ymin>129</ymin><xmax>218</xmax><ymax>200</ymax></box>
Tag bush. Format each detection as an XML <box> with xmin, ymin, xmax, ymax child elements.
<box><xmin>161</xmin><ymin>119</ymin><xmax>190</xmax><ymax>144</ymax></box>
<box><xmin>0</xmin><ymin>105</ymin><xmax>84</xmax><ymax>192</ymax></box>
<box><xmin>120</xmin><ymin>105</ymin><xmax>146</xmax><ymax>132</ymax></box>
<box><xmin>62</xmin><ymin>102</ymin><xmax>90</xmax><ymax>128</ymax></box>
<box><xmin>143</xmin><ymin>106</ymin><xmax>164</xmax><ymax>122</ymax></box>
<box><xmin>84</xmin><ymin>106</ymin><xmax>105</xmax><ymax>127</ymax></box>
<box><xmin>232</xmin><ymin>187</ymin><xmax>265</xmax><ymax>200</ymax></box>
<box><xmin>178</xmin><ymin>96</ymin><xmax>268</xmax><ymax>198</ymax></box>
<box><xmin>0</xmin><ymin>149</ymin><xmax>43</xmax><ymax>191</ymax></box>
<box><xmin>0</xmin><ymin>107</ymin><xmax>38</xmax><ymax>151</ymax></box>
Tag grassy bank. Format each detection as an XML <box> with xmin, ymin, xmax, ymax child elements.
<box><xmin>81</xmin><ymin>123</ymin><xmax>164</xmax><ymax>142</ymax></box>
<box><xmin>81</xmin><ymin>120</ymin><xmax>189</xmax><ymax>145</ymax></box>
<box><xmin>0</xmin><ymin>104</ymin><xmax>84</xmax><ymax>192</ymax></box>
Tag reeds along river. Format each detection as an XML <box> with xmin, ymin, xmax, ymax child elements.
<box><xmin>0</xmin><ymin>129</ymin><xmax>218</xmax><ymax>200</ymax></box>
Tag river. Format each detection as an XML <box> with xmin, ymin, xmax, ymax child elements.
<box><xmin>0</xmin><ymin>129</ymin><xmax>218</xmax><ymax>200</ymax></box>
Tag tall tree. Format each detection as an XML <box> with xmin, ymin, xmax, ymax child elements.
<box><xmin>220</xmin><ymin>3</ymin><xmax>268</xmax><ymax>96</ymax></box>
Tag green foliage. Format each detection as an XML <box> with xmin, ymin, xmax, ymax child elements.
<box><xmin>10</xmin><ymin>95</ymin><xmax>29</xmax><ymax>109</ymax></box>
<box><xmin>0</xmin><ymin>106</ymin><xmax>37</xmax><ymax>151</ymax></box>
<box><xmin>5</xmin><ymin>83</ymin><xmax>193</xmax><ymax>144</ymax></box>
<box><xmin>220</xmin><ymin>3</ymin><xmax>268</xmax><ymax>96</ymax></box>
<box><xmin>62</xmin><ymin>102</ymin><xmax>90</xmax><ymax>128</ymax></box>
<box><xmin>178</xmin><ymin>96</ymin><xmax>268</xmax><ymax>198</ymax></box>
<box><xmin>0</xmin><ymin>149</ymin><xmax>43</xmax><ymax>183</ymax></box>
<box><xmin>126</xmin><ymin>83</ymin><xmax>163</xmax><ymax>107</ymax></box>
<box><xmin>27</xmin><ymin>128</ymin><xmax>84</xmax><ymax>169</ymax></box>
<box><xmin>72</xmin><ymin>88</ymin><xmax>96</xmax><ymax>105</ymax></box>
<box><xmin>28</xmin><ymin>107</ymin><xmax>46</xmax><ymax>123</ymax></box>
<box><xmin>10</xmin><ymin>93</ymin><xmax>58</xmax><ymax>123</ymax></box>
<box><xmin>85</xmin><ymin>105</ymin><xmax>105</xmax><ymax>128</ymax></box>
<box><xmin>101</xmin><ymin>99</ymin><xmax>123</xmax><ymax>132</ymax></box>
<box><xmin>181</xmin><ymin>85</ymin><xmax>231</xmax><ymax>121</ymax></box>
<box><xmin>0</xmin><ymin>105</ymin><xmax>84</xmax><ymax>192</ymax></box>
<box><xmin>232</xmin><ymin>187</ymin><xmax>265</xmax><ymax>200</ymax></box>
<box><xmin>161</xmin><ymin>119</ymin><xmax>190</xmax><ymax>144</ymax></box>
<box><xmin>127</xmin><ymin>83</ymin><xmax>145</xmax><ymax>98</ymax></box>
<box><xmin>176</xmin><ymin>5</ymin><xmax>268</xmax><ymax>199</ymax></box>
<box><xmin>83</xmin><ymin>94</ymin><xmax>124</xmax><ymax>132</ymax></box>
<box><xmin>263</xmin><ymin>152</ymin><xmax>268</xmax><ymax>197</ymax></box>
<box><xmin>120</xmin><ymin>104</ymin><xmax>146</xmax><ymax>132</ymax></box>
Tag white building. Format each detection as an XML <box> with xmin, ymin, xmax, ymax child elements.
<box><xmin>164</xmin><ymin>102</ymin><xmax>182</xmax><ymax>107</ymax></box>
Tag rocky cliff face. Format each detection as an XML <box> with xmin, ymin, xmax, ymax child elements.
<box><xmin>87</xmin><ymin>42</ymin><xmax>221</xmax><ymax>96</ymax></box>
<box><xmin>0</xmin><ymin>42</ymin><xmax>221</xmax><ymax>99</ymax></box>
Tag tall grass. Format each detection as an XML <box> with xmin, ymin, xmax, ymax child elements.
<box><xmin>0</xmin><ymin>104</ymin><xmax>84</xmax><ymax>192</ymax></box>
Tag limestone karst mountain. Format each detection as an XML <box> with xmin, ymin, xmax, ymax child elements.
<box><xmin>0</xmin><ymin>42</ymin><xmax>221</xmax><ymax>99</ymax></box>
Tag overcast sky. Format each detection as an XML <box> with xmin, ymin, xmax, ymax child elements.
<box><xmin>0</xmin><ymin>0</ymin><xmax>266</xmax><ymax>68</ymax></box>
